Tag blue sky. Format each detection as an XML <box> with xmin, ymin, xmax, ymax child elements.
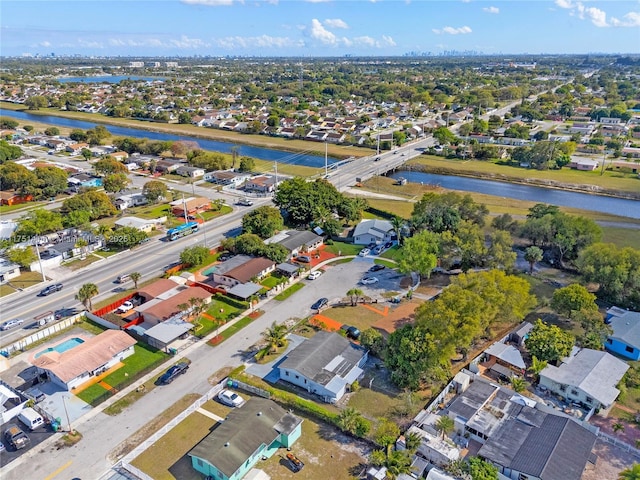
<box><xmin>1</xmin><ymin>0</ymin><xmax>639</xmax><ymax>57</ymax></box>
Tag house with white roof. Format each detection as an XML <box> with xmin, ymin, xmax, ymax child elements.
<box><xmin>539</xmin><ymin>348</ymin><xmax>629</xmax><ymax>412</ymax></box>
<box><xmin>278</xmin><ymin>331</ymin><xmax>367</xmax><ymax>403</ymax></box>
<box><xmin>605</xmin><ymin>307</ymin><xmax>640</xmax><ymax>360</ymax></box>
<box><xmin>352</xmin><ymin>219</ymin><xmax>395</xmax><ymax>245</ymax></box>
<box><xmin>114</xmin><ymin>216</ymin><xmax>166</xmax><ymax>232</ymax></box>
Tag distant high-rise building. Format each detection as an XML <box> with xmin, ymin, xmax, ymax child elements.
<box><xmin>165</xmin><ymin>62</ymin><xmax>178</xmax><ymax>68</ymax></box>
<box><xmin>129</xmin><ymin>61</ymin><xmax>144</xmax><ymax>68</ymax></box>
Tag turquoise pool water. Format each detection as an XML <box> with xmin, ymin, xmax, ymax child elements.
<box><xmin>202</xmin><ymin>266</ymin><xmax>217</xmax><ymax>276</ymax></box>
<box><xmin>35</xmin><ymin>337</ymin><xmax>85</xmax><ymax>359</ymax></box>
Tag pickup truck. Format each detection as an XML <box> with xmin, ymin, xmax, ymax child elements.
<box><xmin>286</xmin><ymin>452</ymin><xmax>304</xmax><ymax>473</ymax></box>
<box><xmin>5</xmin><ymin>424</ymin><xmax>30</xmax><ymax>450</ymax></box>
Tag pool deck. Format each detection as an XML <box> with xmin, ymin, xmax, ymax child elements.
<box><xmin>28</xmin><ymin>333</ymin><xmax>93</xmax><ymax>364</ymax></box>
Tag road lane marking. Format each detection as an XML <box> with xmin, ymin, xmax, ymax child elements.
<box><xmin>44</xmin><ymin>460</ymin><xmax>72</xmax><ymax>480</ymax></box>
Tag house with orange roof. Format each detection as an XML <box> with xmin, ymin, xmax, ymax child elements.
<box><xmin>136</xmin><ymin>286</ymin><xmax>211</xmax><ymax>325</ymax></box>
<box><xmin>137</xmin><ymin>278</ymin><xmax>180</xmax><ymax>302</ymax></box>
<box><xmin>32</xmin><ymin>330</ymin><xmax>137</xmax><ymax>391</ymax></box>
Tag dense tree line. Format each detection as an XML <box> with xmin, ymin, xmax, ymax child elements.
<box><xmin>221</xmin><ymin>233</ymin><xmax>289</xmax><ymax>264</ymax></box>
<box><xmin>384</xmin><ymin>270</ymin><xmax>535</xmax><ymax>389</ymax></box>
<box><xmin>0</xmin><ymin>140</ymin><xmax>22</xmax><ymax>163</ymax></box>
<box><xmin>0</xmin><ymin>162</ymin><xmax>68</xmax><ymax>198</ymax></box>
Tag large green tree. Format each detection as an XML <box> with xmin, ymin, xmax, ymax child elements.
<box><xmin>179</xmin><ymin>245</ymin><xmax>210</xmax><ymax>267</ymax></box>
<box><xmin>577</xmin><ymin>243</ymin><xmax>640</xmax><ymax>309</ymax></box>
<box><xmin>551</xmin><ymin>284</ymin><xmax>598</xmax><ymax>318</ymax></box>
<box><xmin>411</xmin><ymin>192</ymin><xmax>488</xmax><ymax>233</ymax></box>
<box><xmin>16</xmin><ymin>209</ymin><xmax>63</xmax><ymax>237</ymax></box>
<box><xmin>274</xmin><ymin>177</ymin><xmax>344</xmax><ymax>226</ymax></box>
<box><xmin>106</xmin><ymin>227</ymin><xmax>148</xmax><ymax>249</ymax></box>
<box><xmin>142</xmin><ymin>180</ymin><xmax>168</xmax><ymax>203</ymax></box>
<box><xmin>33</xmin><ymin>166</ymin><xmax>68</xmax><ymax>198</ymax></box>
<box><xmin>61</xmin><ymin>190</ymin><xmax>117</xmax><ymax>220</ymax></box>
<box><xmin>103</xmin><ymin>173</ymin><xmax>130</xmax><ymax>193</ymax></box>
<box><xmin>397</xmin><ymin>230</ymin><xmax>439</xmax><ymax>278</ymax></box>
<box><xmin>525</xmin><ymin>319</ymin><xmax>575</xmax><ymax>364</ymax></box>
<box><xmin>94</xmin><ymin>157</ymin><xmax>128</xmax><ymax>176</ymax></box>
<box><xmin>242</xmin><ymin>206</ymin><xmax>284</xmax><ymax>239</ymax></box>
<box><xmin>5</xmin><ymin>246</ymin><xmax>35</xmax><ymax>268</ymax></box>
<box><xmin>0</xmin><ymin>162</ymin><xmax>39</xmax><ymax>195</ymax></box>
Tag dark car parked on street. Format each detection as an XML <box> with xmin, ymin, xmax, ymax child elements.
<box><xmin>311</xmin><ymin>298</ymin><xmax>328</xmax><ymax>311</ymax></box>
<box><xmin>369</xmin><ymin>264</ymin><xmax>386</xmax><ymax>272</ymax></box>
<box><xmin>39</xmin><ymin>284</ymin><xmax>63</xmax><ymax>296</ymax></box>
<box><xmin>157</xmin><ymin>362</ymin><xmax>189</xmax><ymax>385</ymax></box>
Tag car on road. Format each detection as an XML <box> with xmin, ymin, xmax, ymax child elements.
<box><xmin>116</xmin><ymin>301</ymin><xmax>134</xmax><ymax>313</ymax></box>
<box><xmin>311</xmin><ymin>298</ymin><xmax>328</xmax><ymax>311</ymax></box>
<box><xmin>39</xmin><ymin>283</ymin><xmax>63</xmax><ymax>296</ymax></box>
<box><xmin>1</xmin><ymin>318</ymin><xmax>24</xmax><ymax>331</ymax></box>
<box><xmin>358</xmin><ymin>248</ymin><xmax>370</xmax><ymax>257</ymax></box>
<box><xmin>341</xmin><ymin>325</ymin><xmax>361</xmax><ymax>340</ymax></box>
<box><xmin>4</xmin><ymin>424</ymin><xmax>30</xmax><ymax>450</ymax></box>
<box><xmin>374</xmin><ymin>157</ymin><xmax>381</xmax><ymax>162</ymax></box>
<box><xmin>217</xmin><ymin>389</ymin><xmax>245</xmax><ymax>407</ymax></box>
<box><xmin>237</xmin><ymin>198</ymin><xmax>254</xmax><ymax>206</ymax></box>
<box><xmin>307</xmin><ymin>270</ymin><xmax>322</xmax><ymax>280</ymax></box>
<box><xmin>360</xmin><ymin>277</ymin><xmax>379</xmax><ymax>285</ymax></box>
<box><xmin>157</xmin><ymin>362</ymin><xmax>189</xmax><ymax>385</ymax></box>
<box><xmin>369</xmin><ymin>264</ymin><xmax>386</xmax><ymax>272</ymax></box>
<box><xmin>401</xmin><ymin>152</ymin><xmax>407</xmax><ymax>156</ymax></box>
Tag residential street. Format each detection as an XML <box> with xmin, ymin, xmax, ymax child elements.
<box><xmin>1</xmin><ymin>257</ymin><xmax>376</xmax><ymax>480</ymax></box>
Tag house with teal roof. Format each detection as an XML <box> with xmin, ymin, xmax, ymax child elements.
<box><xmin>188</xmin><ymin>397</ymin><xmax>302</xmax><ymax>480</ymax></box>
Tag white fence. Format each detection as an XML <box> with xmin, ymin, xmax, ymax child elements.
<box><xmin>116</xmin><ymin>380</ymin><xmax>227</xmax><ymax>479</ymax></box>
<box><xmin>598</xmin><ymin>431</ymin><xmax>640</xmax><ymax>459</ymax></box>
<box><xmin>0</xmin><ymin>313</ymin><xmax>85</xmax><ymax>355</ymax></box>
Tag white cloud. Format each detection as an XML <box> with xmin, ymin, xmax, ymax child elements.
<box><xmin>555</xmin><ymin>0</ymin><xmax>574</xmax><ymax>9</ymax></box>
<box><xmin>214</xmin><ymin>35</ymin><xmax>303</xmax><ymax>49</ymax></box>
<box><xmin>483</xmin><ymin>6</ymin><xmax>499</xmax><ymax>14</ymax></box>
<box><xmin>310</xmin><ymin>18</ymin><xmax>337</xmax><ymax>44</ymax></box>
<box><xmin>433</xmin><ymin>25</ymin><xmax>472</xmax><ymax>35</ymax></box>
<box><xmin>170</xmin><ymin>35</ymin><xmax>210</xmax><ymax>49</ymax></box>
<box><xmin>39</xmin><ymin>41</ymin><xmax>51</xmax><ymax>47</ymax></box>
<box><xmin>610</xmin><ymin>11</ymin><xmax>640</xmax><ymax>27</ymax></box>
<box><xmin>555</xmin><ymin>0</ymin><xmax>640</xmax><ymax>27</ymax></box>
<box><xmin>324</xmin><ymin>18</ymin><xmax>348</xmax><ymax>29</ymax></box>
<box><xmin>181</xmin><ymin>0</ymin><xmax>236</xmax><ymax>5</ymax></box>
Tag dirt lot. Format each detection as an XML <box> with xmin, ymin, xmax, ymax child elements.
<box><xmin>581</xmin><ymin>439</ymin><xmax>638</xmax><ymax>480</ymax></box>
<box><xmin>260</xmin><ymin>414</ymin><xmax>371</xmax><ymax>480</ymax></box>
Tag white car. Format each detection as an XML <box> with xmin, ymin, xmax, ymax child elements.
<box><xmin>117</xmin><ymin>301</ymin><xmax>134</xmax><ymax>313</ymax></box>
<box><xmin>1</xmin><ymin>318</ymin><xmax>24</xmax><ymax>331</ymax></box>
<box><xmin>308</xmin><ymin>271</ymin><xmax>322</xmax><ymax>280</ymax></box>
<box><xmin>358</xmin><ymin>248</ymin><xmax>371</xmax><ymax>257</ymax></box>
<box><xmin>360</xmin><ymin>277</ymin><xmax>379</xmax><ymax>285</ymax></box>
<box><xmin>218</xmin><ymin>389</ymin><xmax>245</xmax><ymax>407</ymax></box>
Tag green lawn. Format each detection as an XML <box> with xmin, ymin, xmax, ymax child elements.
<box><xmin>0</xmin><ymin>284</ymin><xmax>17</xmax><ymax>297</ymax></box>
<box><xmin>6</xmin><ymin>271</ymin><xmax>47</xmax><ymax>290</ymax></box>
<box><xmin>260</xmin><ymin>274</ymin><xmax>286</xmax><ymax>289</ymax></box>
<box><xmin>200</xmin><ymin>205</ymin><xmax>233</xmax><ymax>221</ymax></box>
<box><xmin>320</xmin><ymin>304</ymin><xmax>384</xmax><ymax>333</ymax></box>
<box><xmin>217</xmin><ymin>315</ymin><xmax>259</xmax><ymax>341</ymax></box>
<box><xmin>374</xmin><ymin>258</ymin><xmax>397</xmax><ymax>268</ymax></box>
<box><xmin>274</xmin><ymin>282</ymin><xmax>305</xmax><ymax>301</ymax></box>
<box><xmin>0</xmin><ymin>201</ymin><xmax>45</xmax><ymax>214</ymax></box>
<box><xmin>602</xmin><ymin>227</ymin><xmax>640</xmax><ymax>250</ymax></box>
<box><xmin>62</xmin><ymin>254</ymin><xmax>103</xmax><ymax>271</ymax></box>
<box><xmin>380</xmin><ymin>246</ymin><xmax>403</xmax><ymax>262</ymax></box>
<box><xmin>130</xmin><ymin>203</ymin><xmax>172</xmax><ymax>219</ymax></box>
<box><xmin>185</xmin><ymin>251</ymin><xmax>219</xmax><ymax>273</ymax></box>
<box><xmin>75</xmin><ymin>344</ymin><xmax>168</xmax><ymax>404</ymax></box>
<box><xmin>323</xmin><ymin>241</ymin><xmax>363</xmax><ymax>256</ymax></box>
<box><xmin>205</xmin><ymin>295</ymin><xmax>246</xmax><ymax>321</ymax></box>
<box><xmin>408</xmin><ymin>155</ymin><xmax>640</xmax><ymax>194</ymax></box>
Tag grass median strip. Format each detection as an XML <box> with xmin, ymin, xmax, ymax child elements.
<box><xmin>274</xmin><ymin>282</ymin><xmax>305</xmax><ymax>301</ymax></box>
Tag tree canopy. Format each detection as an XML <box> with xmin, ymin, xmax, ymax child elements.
<box><xmin>525</xmin><ymin>319</ymin><xmax>575</xmax><ymax>364</ymax></box>
<box><xmin>242</xmin><ymin>206</ymin><xmax>284</xmax><ymax>239</ymax></box>
<box><xmin>410</xmin><ymin>192</ymin><xmax>488</xmax><ymax>233</ymax></box>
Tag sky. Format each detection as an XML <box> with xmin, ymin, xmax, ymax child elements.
<box><xmin>1</xmin><ymin>0</ymin><xmax>639</xmax><ymax>57</ymax></box>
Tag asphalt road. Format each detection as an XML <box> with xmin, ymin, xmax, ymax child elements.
<box><xmin>1</xmin><ymin>255</ymin><xmax>377</xmax><ymax>480</ymax></box>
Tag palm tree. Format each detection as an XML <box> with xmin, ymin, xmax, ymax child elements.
<box><xmin>177</xmin><ymin>302</ymin><xmax>190</xmax><ymax>319</ymax></box>
<box><xmin>524</xmin><ymin>246</ymin><xmax>543</xmax><ymax>274</ymax></box>
<box><xmin>403</xmin><ymin>430</ymin><xmax>422</xmax><ymax>454</ymax></box>
<box><xmin>528</xmin><ymin>355</ymin><xmax>547</xmax><ymax>383</ymax></box>
<box><xmin>337</xmin><ymin>407</ymin><xmax>361</xmax><ymax>435</ymax></box>
<box><xmin>346</xmin><ymin>288</ymin><xmax>363</xmax><ymax>307</ymax></box>
<box><xmin>385</xmin><ymin>450</ymin><xmax>413</xmax><ymax>480</ymax></box>
<box><xmin>76</xmin><ymin>283</ymin><xmax>98</xmax><ymax>311</ymax></box>
<box><xmin>96</xmin><ymin>224</ymin><xmax>112</xmax><ymax>237</ymax></box>
<box><xmin>74</xmin><ymin>238</ymin><xmax>89</xmax><ymax>258</ymax></box>
<box><xmin>189</xmin><ymin>297</ymin><xmax>205</xmax><ymax>321</ymax></box>
<box><xmin>435</xmin><ymin>415</ymin><xmax>455</xmax><ymax>440</ymax></box>
<box><xmin>129</xmin><ymin>272</ymin><xmax>142</xmax><ymax>289</ymax></box>
<box><xmin>613</xmin><ymin>422</ymin><xmax>625</xmax><ymax>434</ymax></box>
<box><xmin>510</xmin><ymin>376</ymin><xmax>527</xmax><ymax>393</ymax></box>
<box><xmin>619</xmin><ymin>463</ymin><xmax>640</xmax><ymax>480</ymax></box>
<box><xmin>262</xmin><ymin>322</ymin><xmax>288</xmax><ymax>353</ymax></box>
<box><xmin>391</xmin><ymin>216</ymin><xmax>405</xmax><ymax>245</ymax></box>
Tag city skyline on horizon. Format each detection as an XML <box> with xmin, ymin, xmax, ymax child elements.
<box><xmin>1</xmin><ymin>0</ymin><xmax>639</xmax><ymax>58</ymax></box>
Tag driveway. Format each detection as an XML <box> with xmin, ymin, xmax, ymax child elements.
<box><xmin>245</xmin><ymin>333</ymin><xmax>306</xmax><ymax>382</ymax></box>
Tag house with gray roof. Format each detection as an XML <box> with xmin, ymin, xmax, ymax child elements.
<box><xmin>483</xmin><ymin>342</ymin><xmax>526</xmax><ymax>378</ymax></box>
<box><xmin>539</xmin><ymin>348</ymin><xmax>629</xmax><ymax>412</ymax></box>
<box><xmin>188</xmin><ymin>397</ymin><xmax>302</xmax><ymax>480</ymax></box>
<box><xmin>352</xmin><ymin>219</ymin><xmax>395</xmax><ymax>245</ymax></box>
<box><xmin>278</xmin><ymin>331</ymin><xmax>367</xmax><ymax>403</ymax></box>
<box><xmin>477</xmin><ymin>409</ymin><xmax>597</xmax><ymax>480</ymax></box>
<box><xmin>605</xmin><ymin>307</ymin><xmax>640</xmax><ymax>360</ymax></box>
<box><xmin>265</xmin><ymin>229</ymin><xmax>323</xmax><ymax>257</ymax></box>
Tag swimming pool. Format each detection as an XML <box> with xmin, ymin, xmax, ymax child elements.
<box><xmin>202</xmin><ymin>266</ymin><xmax>218</xmax><ymax>276</ymax></box>
<box><xmin>35</xmin><ymin>337</ymin><xmax>85</xmax><ymax>359</ymax></box>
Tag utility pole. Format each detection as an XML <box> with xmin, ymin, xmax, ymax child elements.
<box><xmin>274</xmin><ymin>160</ymin><xmax>278</xmax><ymax>189</ymax></box>
<box><xmin>324</xmin><ymin>142</ymin><xmax>328</xmax><ymax>177</ymax></box>
<box><xmin>182</xmin><ymin>193</ymin><xmax>188</xmax><ymax>223</ymax></box>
